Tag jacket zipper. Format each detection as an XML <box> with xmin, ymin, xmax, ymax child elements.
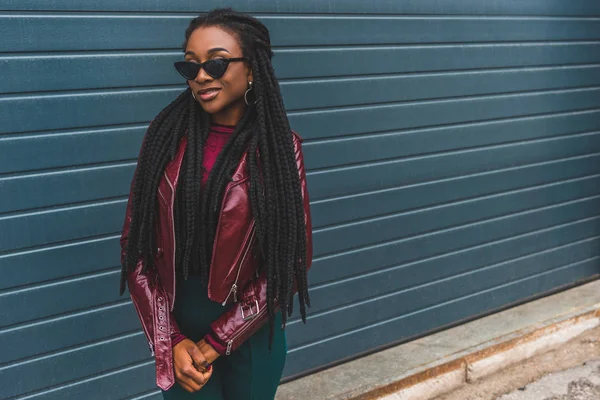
<box><xmin>208</xmin><ymin>178</ymin><xmax>248</xmax><ymax>299</ymax></box>
<box><xmin>222</xmin><ymin>283</ymin><xmax>238</xmax><ymax>306</ymax></box>
<box><xmin>226</xmin><ymin>305</ymin><xmax>268</xmax><ymax>355</ymax></box>
<box><xmin>221</xmin><ymin>224</ymin><xmax>256</xmax><ymax>306</ymax></box>
<box><xmin>158</xmin><ymin>186</ymin><xmax>168</xmax><ymax>204</ymax></box>
<box><xmin>164</xmin><ymin>172</ymin><xmax>177</xmax><ymax>311</ymax></box>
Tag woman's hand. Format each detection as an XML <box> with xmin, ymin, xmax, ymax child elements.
<box><xmin>173</xmin><ymin>339</ymin><xmax>213</xmax><ymax>392</ymax></box>
<box><xmin>196</xmin><ymin>339</ymin><xmax>221</xmax><ymax>364</ymax></box>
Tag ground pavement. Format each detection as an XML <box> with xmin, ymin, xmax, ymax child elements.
<box><xmin>434</xmin><ymin>326</ymin><xmax>600</xmax><ymax>400</ymax></box>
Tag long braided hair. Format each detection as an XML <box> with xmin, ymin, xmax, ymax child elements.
<box><xmin>120</xmin><ymin>8</ymin><xmax>310</xmax><ymax>341</ymax></box>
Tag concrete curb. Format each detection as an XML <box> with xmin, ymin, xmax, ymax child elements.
<box><xmin>465</xmin><ymin>311</ymin><xmax>600</xmax><ymax>383</ymax></box>
<box><xmin>368</xmin><ymin>310</ymin><xmax>600</xmax><ymax>400</ymax></box>
<box><xmin>369</xmin><ymin>361</ymin><xmax>466</xmax><ymax>400</ymax></box>
<box><xmin>276</xmin><ymin>281</ymin><xmax>600</xmax><ymax>400</ymax></box>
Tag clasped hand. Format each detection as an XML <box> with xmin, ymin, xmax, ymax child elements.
<box><xmin>172</xmin><ymin>338</ymin><xmax>220</xmax><ymax>392</ymax></box>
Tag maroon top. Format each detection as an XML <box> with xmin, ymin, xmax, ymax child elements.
<box><xmin>171</xmin><ymin>123</ymin><xmax>234</xmax><ymax>355</ymax></box>
<box><xmin>201</xmin><ymin>123</ymin><xmax>235</xmax><ymax>188</ymax></box>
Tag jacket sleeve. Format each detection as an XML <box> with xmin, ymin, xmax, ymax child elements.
<box><xmin>119</xmin><ymin>135</ymin><xmax>185</xmax><ymax>355</ymax></box>
<box><xmin>120</xmin><ymin>147</ymin><xmax>184</xmax><ymax>391</ymax></box>
<box><xmin>206</xmin><ymin>132</ymin><xmax>313</xmax><ymax>355</ymax></box>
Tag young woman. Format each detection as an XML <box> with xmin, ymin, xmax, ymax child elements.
<box><xmin>119</xmin><ymin>8</ymin><xmax>313</xmax><ymax>399</ymax></box>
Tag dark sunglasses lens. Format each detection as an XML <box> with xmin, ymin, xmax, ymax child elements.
<box><xmin>203</xmin><ymin>59</ymin><xmax>227</xmax><ymax>78</ymax></box>
<box><xmin>175</xmin><ymin>62</ymin><xmax>200</xmax><ymax>80</ymax></box>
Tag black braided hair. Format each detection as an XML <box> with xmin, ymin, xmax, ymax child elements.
<box><xmin>120</xmin><ymin>8</ymin><xmax>310</xmax><ymax>347</ymax></box>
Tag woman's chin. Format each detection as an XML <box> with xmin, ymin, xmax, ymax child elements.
<box><xmin>201</xmin><ymin>99</ymin><xmax>247</xmax><ymax>123</ymax></box>
<box><xmin>199</xmin><ymin>102</ymin><xmax>222</xmax><ymax>115</ymax></box>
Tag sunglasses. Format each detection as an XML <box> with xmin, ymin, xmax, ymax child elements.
<box><xmin>174</xmin><ymin>57</ymin><xmax>248</xmax><ymax>80</ymax></box>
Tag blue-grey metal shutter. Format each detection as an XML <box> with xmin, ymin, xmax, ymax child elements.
<box><xmin>1</xmin><ymin>1</ymin><xmax>599</xmax><ymax>399</ymax></box>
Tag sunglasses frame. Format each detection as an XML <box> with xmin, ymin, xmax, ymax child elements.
<box><xmin>174</xmin><ymin>57</ymin><xmax>249</xmax><ymax>80</ymax></box>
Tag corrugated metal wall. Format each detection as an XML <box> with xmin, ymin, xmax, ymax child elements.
<box><xmin>2</xmin><ymin>1</ymin><xmax>600</xmax><ymax>399</ymax></box>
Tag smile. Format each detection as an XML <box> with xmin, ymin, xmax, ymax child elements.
<box><xmin>198</xmin><ymin>88</ymin><xmax>221</xmax><ymax>101</ymax></box>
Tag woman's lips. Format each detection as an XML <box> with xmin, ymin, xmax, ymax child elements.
<box><xmin>199</xmin><ymin>89</ymin><xmax>220</xmax><ymax>101</ymax></box>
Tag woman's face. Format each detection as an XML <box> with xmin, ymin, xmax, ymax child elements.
<box><xmin>184</xmin><ymin>26</ymin><xmax>252</xmax><ymax>125</ymax></box>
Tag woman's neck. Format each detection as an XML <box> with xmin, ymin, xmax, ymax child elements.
<box><xmin>210</xmin><ymin>102</ymin><xmax>246</xmax><ymax>126</ymax></box>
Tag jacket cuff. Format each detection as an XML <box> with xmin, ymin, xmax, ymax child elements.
<box><xmin>210</xmin><ymin>273</ymin><xmax>270</xmax><ymax>355</ymax></box>
<box><xmin>204</xmin><ymin>331</ymin><xmax>228</xmax><ymax>355</ymax></box>
<box><xmin>171</xmin><ymin>332</ymin><xmax>187</xmax><ymax>348</ymax></box>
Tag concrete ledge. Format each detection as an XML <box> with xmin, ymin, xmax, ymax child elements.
<box><xmin>374</xmin><ymin>361</ymin><xmax>466</xmax><ymax>400</ymax></box>
<box><xmin>276</xmin><ymin>280</ymin><xmax>600</xmax><ymax>400</ymax></box>
<box><xmin>465</xmin><ymin>311</ymin><xmax>600</xmax><ymax>383</ymax></box>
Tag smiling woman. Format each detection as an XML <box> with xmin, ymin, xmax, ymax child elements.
<box><xmin>174</xmin><ymin>55</ymin><xmax>248</xmax><ymax>102</ymax></box>
<box><xmin>177</xmin><ymin>28</ymin><xmax>253</xmax><ymax>122</ymax></box>
<box><xmin>118</xmin><ymin>8</ymin><xmax>313</xmax><ymax>400</ymax></box>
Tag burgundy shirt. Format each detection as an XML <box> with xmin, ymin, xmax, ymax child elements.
<box><xmin>171</xmin><ymin>123</ymin><xmax>234</xmax><ymax>355</ymax></box>
<box><xmin>201</xmin><ymin>123</ymin><xmax>235</xmax><ymax>188</ymax></box>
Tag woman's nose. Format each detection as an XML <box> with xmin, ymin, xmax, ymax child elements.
<box><xmin>194</xmin><ymin>66</ymin><xmax>213</xmax><ymax>83</ymax></box>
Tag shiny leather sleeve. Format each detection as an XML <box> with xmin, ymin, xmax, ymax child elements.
<box><xmin>119</xmin><ymin>134</ymin><xmax>182</xmax><ymax>390</ymax></box>
<box><xmin>209</xmin><ymin>132</ymin><xmax>313</xmax><ymax>354</ymax></box>
<box><xmin>126</xmin><ymin>260</ymin><xmax>177</xmax><ymax>390</ymax></box>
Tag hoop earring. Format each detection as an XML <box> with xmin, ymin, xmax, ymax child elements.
<box><xmin>191</xmin><ymin>90</ymin><xmax>198</xmax><ymax>102</ymax></box>
<box><xmin>245</xmin><ymin>81</ymin><xmax>257</xmax><ymax>106</ymax></box>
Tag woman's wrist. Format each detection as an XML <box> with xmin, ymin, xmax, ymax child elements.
<box><xmin>203</xmin><ymin>331</ymin><xmax>228</xmax><ymax>355</ymax></box>
<box><xmin>196</xmin><ymin>338</ymin><xmax>221</xmax><ymax>363</ymax></box>
<box><xmin>171</xmin><ymin>332</ymin><xmax>188</xmax><ymax>348</ymax></box>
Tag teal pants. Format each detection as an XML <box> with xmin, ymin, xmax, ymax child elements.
<box><xmin>162</xmin><ymin>276</ymin><xmax>287</xmax><ymax>400</ymax></box>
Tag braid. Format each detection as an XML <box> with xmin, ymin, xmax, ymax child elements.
<box><xmin>200</xmin><ymin>110</ymin><xmax>255</xmax><ymax>282</ymax></box>
<box><xmin>120</xmin><ymin>91</ymin><xmax>189</xmax><ymax>288</ymax></box>
<box><xmin>262</xmin><ymin>49</ymin><xmax>311</xmax><ymax>317</ymax></box>
<box><xmin>202</xmin><ymin>9</ymin><xmax>310</xmax><ymax>343</ymax></box>
<box><xmin>121</xmin><ymin>8</ymin><xmax>311</xmax><ymax>350</ymax></box>
<box><xmin>181</xmin><ymin>102</ymin><xmax>198</xmax><ymax>278</ymax></box>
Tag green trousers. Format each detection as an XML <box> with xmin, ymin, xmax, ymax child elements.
<box><xmin>162</xmin><ymin>276</ymin><xmax>287</xmax><ymax>400</ymax></box>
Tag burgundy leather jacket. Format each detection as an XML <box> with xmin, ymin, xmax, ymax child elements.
<box><xmin>120</xmin><ymin>131</ymin><xmax>312</xmax><ymax>390</ymax></box>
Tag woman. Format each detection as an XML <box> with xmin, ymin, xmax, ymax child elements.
<box><xmin>119</xmin><ymin>8</ymin><xmax>313</xmax><ymax>399</ymax></box>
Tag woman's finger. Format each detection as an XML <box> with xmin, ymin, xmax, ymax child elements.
<box><xmin>199</xmin><ymin>367</ymin><xmax>213</xmax><ymax>383</ymax></box>
<box><xmin>179</xmin><ymin>380</ymin><xmax>198</xmax><ymax>393</ymax></box>
<box><xmin>177</xmin><ymin>374</ymin><xmax>203</xmax><ymax>393</ymax></box>
<box><xmin>182</xmin><ymin>363</ymin><xmax>208</xmax><ymax>386</ymax></box>
<box><xmin>172</xmin><ymin>340</ymin><xmax>212</xmax><ymax>392</ymax></box>
<box><xmin>188</xmin><ymin>345</ymin><xmax>211</xmax><ymax>372</ymax></box>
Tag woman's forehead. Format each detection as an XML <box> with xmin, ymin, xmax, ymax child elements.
<box><xmin>186</xmin><ymin>26</ymin><xmax>241</xmax><ymax>55</ymax></box>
